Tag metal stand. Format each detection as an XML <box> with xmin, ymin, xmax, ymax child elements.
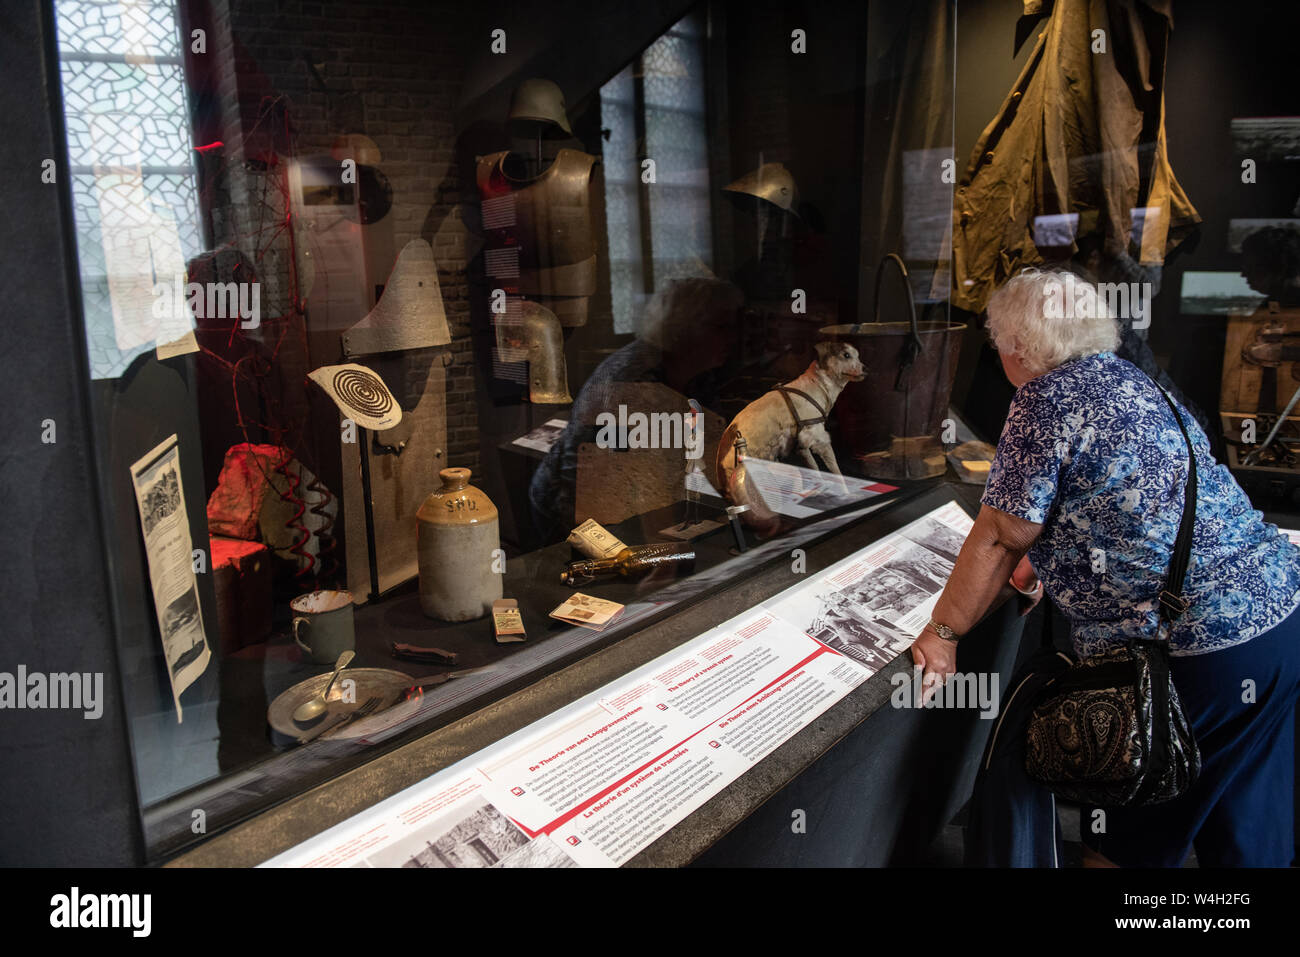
<box><xmin>357</xmin><ymin>427</ymin><xmax>382</xmax><ymax>603</ymax></box>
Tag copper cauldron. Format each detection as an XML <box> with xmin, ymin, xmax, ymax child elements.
<box><xmin>822</xmin><ymin>255</ymin><xmax>965</xmax><ymax>479</ymax></box>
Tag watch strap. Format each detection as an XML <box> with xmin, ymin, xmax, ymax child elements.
<box><xmin>928</xmin><ymin>619</ymin><xmax>960</xmax><ymax>643</ymax></box>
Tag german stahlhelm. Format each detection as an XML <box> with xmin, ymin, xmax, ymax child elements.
<box><xmin>508</xmin><ymin>78</ymin><xmax>572</xmax><ymax>135</ymax></box>
<box><xmin>724</xmin><ymin>162</ymin><xmax>800</xmax><ymax>216</ymax></box>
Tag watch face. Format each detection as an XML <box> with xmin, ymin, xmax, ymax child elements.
<box><xmin>930</xmin><ymin>621</ymin><xmax>956</xmax><ymax>641</ymax></box>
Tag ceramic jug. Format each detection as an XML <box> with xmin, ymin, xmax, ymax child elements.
<box><xmin>416</xmin><ymin>467</ymin><xmax>502</xmax><ymax>621</ymax></box>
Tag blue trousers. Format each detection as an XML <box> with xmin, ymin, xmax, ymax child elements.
<box><xmin>963</xmin><ymin>650</ymin><xmax>1068</xmax><ymax>868</ymax></box>
<box><xmin>1087</xmin><ymin>605</ymin><xmax>1300</xmax><ymax>867</ymax></box>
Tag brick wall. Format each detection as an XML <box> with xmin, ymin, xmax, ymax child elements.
<box><xmin>203</xmin><ymin>0</ymin><xmax>480</xmax><ymax>471</ymax></box>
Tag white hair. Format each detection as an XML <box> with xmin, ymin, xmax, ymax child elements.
<box><xmin>985</xmin><ymin>267</ymin><xmax>1120</xmax><ymax>375</ymax></box>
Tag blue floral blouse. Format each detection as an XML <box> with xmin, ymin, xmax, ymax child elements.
<box><xmin>982</xmin><ymin>352</ymin><xmax>1300</xmax><ymax>657</ymax></box>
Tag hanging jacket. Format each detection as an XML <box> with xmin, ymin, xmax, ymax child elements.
<box><xmin>951</xmin><ymin>0</ymin><xmax>1201</xmax><ymax>313</ymax></box>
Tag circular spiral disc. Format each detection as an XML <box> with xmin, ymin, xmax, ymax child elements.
<box><xmin>331</xmin><ymin>368</ymin><xmax>394</xmax><ymax>418</ymax></box>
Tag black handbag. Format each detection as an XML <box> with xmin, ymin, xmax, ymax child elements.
<box><xmin>1024</xmin><ymin>387</ymin><xmax>1202</xmax><ymax>807</ymax></box>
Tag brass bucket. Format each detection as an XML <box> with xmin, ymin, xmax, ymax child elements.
<box><xmin>821</xmin><ymin>255</ymin><xmax>965</xmax><ymax>479</ymax></box>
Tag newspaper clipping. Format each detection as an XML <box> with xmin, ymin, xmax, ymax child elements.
<box><xmin>129</xmin><ymin>434</ymin><xmax>211</xmax><ymax>720</ymax></box>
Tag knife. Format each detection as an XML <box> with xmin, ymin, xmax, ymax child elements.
<box><xmin>399</xmin><ymin>666</ymin><xmax>494</xmax><ymax>699</ymax></box>
<box><xmin>295</xmin><ymin>709</ymin><xmax>351</xmax><ymax>746</ymax></box>
<box><xmin>390</xmin><ymin>641</ymin><xmax>459</xmax><ymax>665</ymax></box>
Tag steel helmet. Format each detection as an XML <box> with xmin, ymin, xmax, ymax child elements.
<box><xmin>724</xmin><ymin>162</ymin><xmax>800</xmax><ymax>216</ymax></box>
<box><xmin>507</xmin><ymin>78</ymin><xmax>572</xmax><ymax>135</ymax></box>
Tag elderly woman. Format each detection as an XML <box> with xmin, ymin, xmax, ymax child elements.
<box><xmin>912</xmin><ymin>267</ymin><xmax>1300</xmax><ymax>867</ymax></box>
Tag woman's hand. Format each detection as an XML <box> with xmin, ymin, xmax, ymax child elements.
<box><xmin>910</xmin><ymin>625</ymin><xmax>957</xmax><ymax>704</ymax></box>
<box><xmin>1010</xmin><ymin>554</ymin><xmax>1043</xmax><ymax>616</ymax></box>
<box><xmin>911</xmin><ymin>505</ymin><xmax>1043</xmax><ymax>702</ymax></box>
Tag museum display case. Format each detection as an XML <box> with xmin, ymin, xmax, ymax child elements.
<box><xmin>48</xmin><ymin>0</ymin><xmax>973</xmax><ymax>861</ymax></box>
<box><xmin>26</xmin><ymin>0</ymin><xmax>1300</xmax><ymax>867</ymax></box>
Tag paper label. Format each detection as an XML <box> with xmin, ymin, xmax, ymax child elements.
<box><xmin>493</xmin><ymin>599</ymin><xmax>527</xmax><ymax>643</ymax></box>
<box><xmin>549</xmin><ymin>593</ymin><xmax>625</xmax><ymax>631</ymax></box>
<box><xmin>263</xmin><ymin>500</ymin><xmax>976</xmax><ymax>869</ymax></box>
<box><xmin>567</xmin><ymin>519</ymin><xmax>627</xmax><ymax>560</ymax></box>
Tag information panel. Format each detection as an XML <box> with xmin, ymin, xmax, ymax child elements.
<box><xmin>263</xmin><ymin>500</ymin><xmax>972</xmax><ymax>868</ymax></box>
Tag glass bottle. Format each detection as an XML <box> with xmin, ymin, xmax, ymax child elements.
<box><xmin>561</xmin><ymin>543</ymin><xmax>695</xmax><ymax>586</ymax></box>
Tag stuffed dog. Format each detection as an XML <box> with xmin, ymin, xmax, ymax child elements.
<box><xmin>714</xmin><ymin>340</ymin><xmax>864</xmax><ymax>498</ymax></box>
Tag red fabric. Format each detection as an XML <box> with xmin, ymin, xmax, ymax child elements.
<box><xmin>210</xmin><ymin>535</ymin><xmax>267</xmax><ymax>568</ymax></box>
<box><xmin>206</xmin><ymin>443</ymin><xmax>290</xmax><ymax>540</ymax></box>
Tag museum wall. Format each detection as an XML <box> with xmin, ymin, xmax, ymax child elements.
<box><xmin>193</xmin><ymin>0</ymin><xmax>482</xmax><ymax>476</ymax></box>
<box><xmin>1153</xmin><ymin>0</ymin><xmax>1300</xmax><ymax>425</ymax></box>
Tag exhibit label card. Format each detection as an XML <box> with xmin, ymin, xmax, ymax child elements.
<box><xmin>549</xmin><ymin>593</ymin><xmax>625</xmax><ymax>631</ymax></box>
<box><xmin>129</xmin><ymin>434</ymin><xmax>211</xmax><ymax>721</ymax></box>
<box><xmin>512</xmin><ymin>418</ymin><xmax>568</xmax><ymax>454</ymax></box>
<box><xmin>262</xmin><ymin>500</ymin><xmax>973</xmax><ymax>868</ymax></box>
<box><xmin>738</xmin><ymin>457</ymin><xmax>898</xmax><ymax>518</ymax></box>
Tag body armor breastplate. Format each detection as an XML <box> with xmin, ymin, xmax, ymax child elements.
<box><xmin>477</xmin><ymin>149</ymin><xmax>597</xmax><ymax>326</ymax></box>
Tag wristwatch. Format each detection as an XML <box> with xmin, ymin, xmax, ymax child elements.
<box><xmin>927</xmin><ymin>619</ymin><xmax>960</xmax><ymax>643</ymax></box>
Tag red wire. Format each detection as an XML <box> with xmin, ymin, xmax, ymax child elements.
<box><xmin>194</xmin><ymin>94</ymin><xmax>341</xmax><ymax>590</ymax></box>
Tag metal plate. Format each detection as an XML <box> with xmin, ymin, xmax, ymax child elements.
<box><xmin>267</xmin><ymin>667</ymin><xmax>413</xmax><ymax>745</ymax></box>
<box><xmin>341</xmin><ymin>239</ymin><xmax>451</xmax><ymax>356</ymax></box>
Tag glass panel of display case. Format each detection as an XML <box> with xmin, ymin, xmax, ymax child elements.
<box><xmin>51</xmin><ymin>0</ymin><xmax>957</xmax><ymax>859</ymax></box>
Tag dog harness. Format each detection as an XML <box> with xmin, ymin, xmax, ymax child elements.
<box><xmin>775</xmin><ymin>384</ymin><xmax>829</xmax><ymax>435</ymax></box>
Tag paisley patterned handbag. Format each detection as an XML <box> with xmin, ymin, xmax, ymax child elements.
<box><xmin>1024</xmin><ymin>388</ymin><xmax>1202</xmax><ymax>806</ymax></box>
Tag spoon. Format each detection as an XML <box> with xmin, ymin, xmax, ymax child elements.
<box><xmin>293</xmin><ymin>650</ymin><xmax>355</xmax><ymax>724</ymax></box>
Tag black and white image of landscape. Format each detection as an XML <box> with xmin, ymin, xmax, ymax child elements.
<box><xmin>1179</xmin><ymin>270</ymin><xmax>1266</xmax><ymax>316</ymax></box>
<box><xmin>139</xmin><ymin>465</ymin><xmax>181</xmax><ymax>536</ymax></box>
<box><xmin>161</xmin><ymin>586</ymin><xmax>205</xmax><ymax>677</ymax></box>
<box><xmin>1231</xmin><ymin>116</ymin><xmax>1300</xmax><ymax>163</ymax></box>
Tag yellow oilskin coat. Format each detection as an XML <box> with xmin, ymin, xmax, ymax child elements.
<box><xmin>951</xmin><ymin>0</ymin><xmax>1201</xmax><ymax>313</ymax></box>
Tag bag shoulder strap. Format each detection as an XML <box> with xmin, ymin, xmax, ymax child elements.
<box><xmin>1154</xmin><ymin>387</ymin><xmax>1198</xmax><ymax>627</ymax></box>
